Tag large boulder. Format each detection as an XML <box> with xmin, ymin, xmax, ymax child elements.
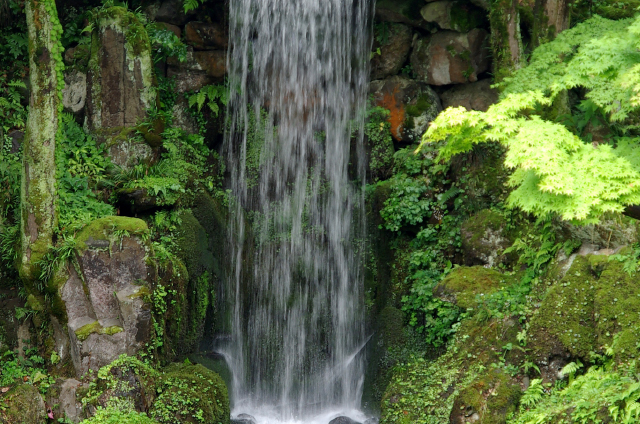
<box><xmin>460</xmin><ymin>209</ymin><xmax>515</xmax><ymax>267</ymax></box>
<box><xmin>148</xmin><ymin>363</ymin><xmax>230</xmax><ymax>424</ymax></box>
<box><xmin>371</xmin><ymin>23</ymin><xmax>413</xmax><ymax>80</ymax></box>
<box><xmin>420</xmin><ymin>1</ymin><xmax>487</xmax><ymax>33</ymax></box>
<box><xmin>529</xmin><ymin>251</ymin><xmax>640</xmax><ymax>381</ymax></box>
<box><xmin>60</xmin><ymin>217</ymin><xmax>153</xmax><ymax>377</ymax></box>
<box><xmin>86</xmin><ymin>7</ymin><xmax>156</xmax><ymax>130</ymax></box>
<box><xmin>62</xmin><ymin>70</ymin><xmax>87</xmax><ymax>115</ymax></box>
<box><xmin>411</xmin><ymin>29</ymin><xmax>490</xmax><ymax>85</ymax></box>
<box><xmin>434</xmin><ymin>266</ymin><xmax>514</xmax><ymax>309</ymax></box>
<box><xmin>440</xmin><ymin>78</ymin><xmax>498</xmax><ymax>111</ymax></box>
<box><xmin>370</xmin><ymin>75</ymin><xmax>442</xmax><ymax>142</ymax></box>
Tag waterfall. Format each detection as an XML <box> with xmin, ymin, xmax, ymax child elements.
<box><xmin>222</xmin><ymin>0</ymin><xmax>373</xmax><ymax>422</ymax></box>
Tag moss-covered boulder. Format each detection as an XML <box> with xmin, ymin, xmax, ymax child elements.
<box><xmin>528</xmin><ymin>256</ymin><xmax>596</xmax><ymax>366</ymax></box>
<box><xmin>370</xmin><ymin>75</ymin><xmax>442</xmax><ymax>143</ymax></box>
<box><xmin>460</xmin><ymin>209</ymin><xmax>516</xmax><ymax>268</ymax></box>
<box><xmin>449</xmin><ymin>370</ymin><xmax>521</xmax><ymax>424</ymax></box>
<box><xmin>0</xmin><ymin>383</ymin><xmax>48</xmax><ymax>424</ymax></box>
<box><xmin>381</xmin><ymin>313</ymin><xmax>522</xmax><ymax>423</ymax></box>
<box><xmin>83</xmin><ymin>355</ymin><xmax>158</xmax><ymax>414</ymax></box>
<box><xmin>60</xmin><ymin>217</ymin><xmax>154</xmax><ymax>377</ymax></box>
<box><xmin>435</xmin><ymin>266</ymin><xmax>515</xmax><ymax>309</ymax></box>
<box><xmin>529</xmin><ymin>250</ymin><xmax>640</xmax><ymax>380</ymax></box>
<box><xmin>149</xmin><ymin>363</ymin><xmax>229</xmax><ymax>424</ymax></box>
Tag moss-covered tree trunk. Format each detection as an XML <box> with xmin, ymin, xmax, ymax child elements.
<box><xmin>532</xmin><ymin>0</ymin><xmax>571</xmax><ymax>46</ymax></box>
<box><xmin>490</xmin><ymin>0</ymin><xmax>524</xmax><ymax>80</ymax></box>
<box><xmin>20</xmin><ymin>0</ymin><xmax>63</xmax><ymax>281</ymax></box>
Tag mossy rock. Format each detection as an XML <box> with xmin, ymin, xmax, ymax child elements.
<box><xmin>76</xmin><ymin>216</ymin><xmax>148</xmax><ymax>252</ymax></box>
<box><xmin>435</xmin><ymin>266</ymin><xmax>515</xmax><ymax>309</ymax></box>
<box><xmin>529</xmin><ymin>256</ymin><xmax>597</xmax><ymax>362</ymax></box>
<box><xmin>450</xmin><ymin>370</ymin><xmax>521</xmax><ymax>424</ymax></box>
<box><xmin>530</xmin><ymin>251</ymin><xmax>640</xmax><ymax>366</ymax></box>
<box><xmin>82</xmin><ymin>355</ymin><xmax>158</xmax><ymax>413</ymax></box>
<box><xmin>592</xmin><ymin>255</ymin><xmax>640</xmax><ymax>362</ymax></box>
<box><xmin>0</xmin><ymin>383</ymin><xmax>47</xmax><ymax>424</ymax></box>
<box><xmin>379</xmin><ymin>306</ymin><xmax>406</xmax><ymax>349</ymax></box>
<box><xmin>149</xmin><ymin>363</ymin><xmax>229</xmax><ymax>424</ymax></box>
<box><xmin>381</xmin><ymin>315</ymin><xmax>521</xmax><ymax>423</ymax></box>
<box><xmin>176</xmin><ymin>210</ymin><xmax>214</xmax><ymax>282</ymax></box>
<box><xmin>460</xmin><ymin>209</ymin><xmax>517</xmax><ymax>268</ymax></box>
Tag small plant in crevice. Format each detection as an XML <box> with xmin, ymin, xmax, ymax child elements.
<box><xmin>365</xmin><ymin>105</ymin><xmax>395</xmax><ymax>182</ymax></box>
<box><xmin>56</xmin><ymin>113</ymin><xmax>115</xmax><ymax>233</ymax></box>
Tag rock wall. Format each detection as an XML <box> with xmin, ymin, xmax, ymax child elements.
<box><xmin>369</xmin><ymin>0</ymin><xmax>497</xmax><ymax>148</ymax></box>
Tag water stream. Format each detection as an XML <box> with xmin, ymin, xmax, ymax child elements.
<box><xmin>222</xmin><ymin>0</ymin><xmax>373</xmax><ymax>422</ymax></box>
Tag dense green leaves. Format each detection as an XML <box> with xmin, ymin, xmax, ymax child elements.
<box><xmin>422</xmin><ymin>15</ymin><xmax>640</xmax><ymax>223</ymax></box>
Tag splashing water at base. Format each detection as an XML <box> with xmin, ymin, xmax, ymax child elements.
<box><xmin>222</xmin><ymin>0</ymin><xmax>374</xmax><ymax>422</ymax></box>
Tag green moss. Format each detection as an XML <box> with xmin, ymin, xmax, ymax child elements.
<box><xmin>75</xmin><ymin>320</ymin><xmax>123</xmax><ymax>341</ymax></box>
<box><xmin>529</xmin><ymin>256</ymin><xmax>597</xmax><ymax>360</ymax></box>
<box><xmin>76</xmin><ymin>216</ymin><xmax>148</xmax><ymax>251</ymax></box>
<box><xmin>149</xmin><ymin>363</ymin><xmax>229</xmax><ymax>424</ymax></box>
<box><xmin>452</xmin><ymin>370</ymin><xmax>521</xmax><ymax>424</ymax></box>
<box><xmin>80</xmin><ymin>407</ymin><xmax>159</xmax><ymax>424</ymax></box>
<box><xmin>26</xmin><ymin>294</ymin><xmax>45</xmax><ymax>311</ymax></box>
<box><xmin>0</xmin><ymin>383</ymin><xmax>47</xmax><ymax>424</ymax></box>
<box><xmin>405</xmin><ymin>95</ymin><xmax>435</xmax><ymax>118</ymax></box>
<box><xmin>436</xmin><ymin>266</ymin><xmax>514</xmax><ymax>309</ymax></box>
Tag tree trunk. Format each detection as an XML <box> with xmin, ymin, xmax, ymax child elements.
<box><xmin>532</xmin><ymin>0</ymin><xmax>571</xmax><ymax>46</ymax></box>
<box><xmin>490</xmin><ymin>0</ymin><xmax>525</xmax><ymax>80</ymax></box>
<box><xmin>20</xmin><ymin>0</ymin><xmax>61</xmax><ymax>281</ymax></box>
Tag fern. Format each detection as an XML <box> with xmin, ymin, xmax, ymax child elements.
<box><xmin>421</xmin><ymin>15</ymin><xmax>640</xmax><ymax>224</ymax></box>
<box><xmin>183</xmin><ymin>0</ymin><xmax>200</xmax><ymax>13</ymax></box>
<box><xmin>188</xmin><ymin>84</ymin><xmax>228</xmax><ymax>116</ymax></box>
<box><xmin>519</xmin><ymin>378</ymin><xmax>544</xmax><ymax>410</ymax></box>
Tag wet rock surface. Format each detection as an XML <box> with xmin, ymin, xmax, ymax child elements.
<box><xmin>370</xmin><ymin>23</ymin><xmax>413</xmax><ymax>80</ymax></box>
<box><xmin>370</xmin><ymin>75</ymin><xmax>442</xmax><ymax>142</ymax></box>
<box><xmin>60</xmin><ymin>217</ymin><xmax>152</xmax><ymax>377</ymax></box>
<box><xmin>411</xmin><ymin>29</ymin><xmax>490</xmax><ymax>85</ymax></box>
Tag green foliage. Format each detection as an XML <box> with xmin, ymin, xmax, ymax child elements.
<box><xmin>423</xmin><ymin>15</ymin><xmax>640</xmax><ymax>223</ymax></box>
<box><xmin>146</xmin><ymin>23</ymin><xmax>187</xmax><ymax>63</ymax></box>
<box><xmin>182</xmin><ymin>0</ymin><xmax>202</xmax><ymax>13</ymax></box>
<box><xmin>80</xmin><ymin>407</ymin><xmax>158</xmax><ymax>424</ymax></box>
<box><xmin>519</xmin><ymin>378</ymin><xmax>544</xmax><ymax>410</ymax></box>
<box><xmin>512</xmin><ymin>365</ymin><xmax>640</xmax><ymax>424</ymax></box>
<box><xmin>366</xmin><ymin>105</ymin><xmax>395</xmax><ymax>182</ymax></box>
<box><xmin>56</xmin><ymin>113</ymin><xmax>115</xmax><ymax>232</ymax></box>
<box><xmin>0</xmin><ymin>76</ymin><xmax>26</xmax><ymax>134</ymax></box>
<box><xmin>0</xmin><ymin>348</ymin><xmax>53</xmax><ymax>393</ymax></box>
<box><xmin>379</xmin><ymin>144</ymin><xmax>479</xmax><ymax>346</ymax></box>
<box><xmin>148</xmin><ymin>363</ymin><xmax>229</xmax><ymax>424</ymax></box>
<box><xmin>609</xmin><ymin>242</ymin><xmax>640</xmax><ymax>275</ymax></box>
<box><xmin>33</xmin><ymin>234</ymin><xmax>76</xmax><ymax>291</ymax></box>
<box><xmin>381</xmin><ymin>352</ymin><xmax>479</xmax><ymax>423</ymax></box>
<box><xmin>188</xmin><ymin>84</ymin><xmax>229</xmax><ymax>117</ymax></box>
<box><xmin>116</xmin><ymin>127</ymin><xmax>220</xmax><ymax>206</ymax></box>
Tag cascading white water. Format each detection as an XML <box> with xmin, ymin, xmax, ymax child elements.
<box><xmin>222</xmin><ymin>0</ymin><xmax>373</xmax><ymax>422</ymax></box>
